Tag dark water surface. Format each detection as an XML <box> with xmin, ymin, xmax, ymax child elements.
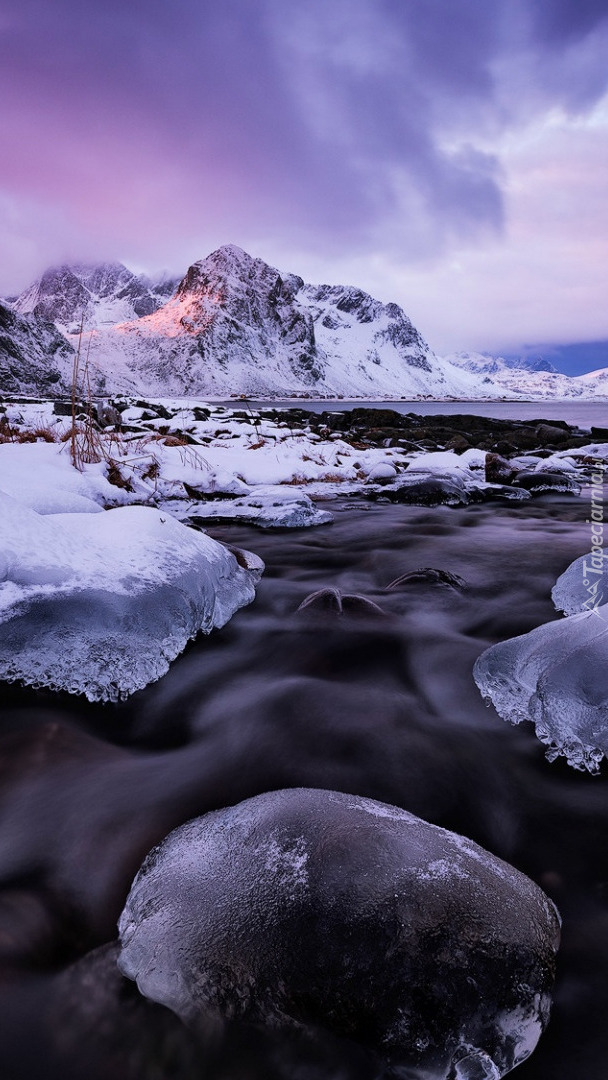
<box><xmin>1</xmin><ymin>494</ymin><xmax>608</xmax><ymax>1078</ymax></box>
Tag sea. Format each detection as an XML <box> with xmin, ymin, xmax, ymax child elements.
<box><xmin>224</xmin><ymin>398</ymin><xmax>608</xmax><ymax>430</ymax></box>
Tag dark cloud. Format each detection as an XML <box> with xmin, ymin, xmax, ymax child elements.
<box><xmin>0</xmin><ymin>0</ymin><xmax>607</xmax><ymax>271</ymax></box>
<box><xmin>529</xmin><ymin>0</ymin><xmax>608</xmax><ymax>43</ymax></box>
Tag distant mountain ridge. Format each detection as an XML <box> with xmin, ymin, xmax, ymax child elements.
<box><xmin>2</xmin><ymin>247</ymin><xmax>608</xmax><ymax>400</ymax></box>
<box><xmin>92</xmin><ymin>244</ymin><xmax>475</xmax><ymax>398</ymax></box>
<box><xmin>448</xmin><ymin>351</ymin><xmax>558</xmax><ymax>376</ymax></box>
<box><xmin>445</xmin><ymin>350</ymin><xmax>608</xmax><ymax>400</ymax></box>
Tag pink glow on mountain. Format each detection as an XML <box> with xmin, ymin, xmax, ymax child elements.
<box><xmin>114</xmin><ymin>290</ymin><xmax>223</xmax><ymax>339</ymax></box>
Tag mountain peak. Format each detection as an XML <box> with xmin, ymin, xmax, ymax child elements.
<box><xmin>177</xmin><ymin>245</ymin><xmax>278</xmax><ymax>294</ymax></box>
<box><xmin>2</xmin><ymin>246</ymin><xmax>515</xmax><ymax>399</ymax></box>
<box><xmin>70</xmin><ymin>261</ymin><xmax>134</xmax><ymax>297</ymax></box>
<box><xmin>206</xmin><ymin>243</ymin><xmax>251</xmax><ymax>264</ymax></box>
<box><xmin>12</xmin><ymin>261</ymin><xmax>179</xmax><ymax>331</ymax></box>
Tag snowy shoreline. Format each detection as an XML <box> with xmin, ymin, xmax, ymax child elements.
<box><xmin>1</xmin><ymin>393</ymin><xmax>606</xmax><ymax>701</ymax></box>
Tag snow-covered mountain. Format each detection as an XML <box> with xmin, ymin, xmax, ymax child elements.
<box><xmin>578</xmin><ymin>367</ymin><xmax>608</xmax><ymax>393</ymax></box>
<box><xmin>12</xmin><ymin>262</ymin><xmax>179</xmax><ymax>334</ymax></box>
<box><xmin>0</xmin><ymin>301</ymin><xmax>74</xmax><ymax>396</ymax></box>
<box><xmin>445</xmin><ymin>350</ymin><xmax>608</xmax><ymax>400</ymax></box>
<box><xmin>77</xmin><ymin>244</ymin><xmax>478</xmax><ymax>398</ymax></box>
<box><xmin>3</xmin><ymin>247</ymin><xmax>608</xmax><ymax>400</ymax></box>
<box><xmin>448</xmin><ymin>351</ymin><xmax>558</xmax><ymax>376</ymax></box>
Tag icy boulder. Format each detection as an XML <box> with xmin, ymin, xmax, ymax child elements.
<box><xmin>0</xmin><ymin>491</ymin><xmax>262</xmax><ymax>702</ymax></box>
<box><xmin>473</xmin><ymin>606</ymin><xmax>608</xmax><ymax>772</ymax></box>
<box><xmin>185</xmin><ymin>485</ymin><xmax>333</xmax><ymax>528</ymax></box>
<box><xmin>513</xmin><ymin>470</ymin><xmax>581</xmax><ymax>495</ymax></box>
<box><xmin>551</xmin><ymin>550</ymin><xmax>608</xmax><ymax>615</ymax></box>
<box><xmin>387</xmin><ymin>474</ymin><xmax>470</xmax><ymax>506</ymax></box>
<box><xmin>118</xmin><ymin>788</ymin><xmax>560</xmax><ymax>1080</ymax></box>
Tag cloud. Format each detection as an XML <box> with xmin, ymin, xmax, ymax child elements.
<box><xmin>1</xmin><ymin>0</ymin><xmax>607</xmax><ymax>349</ymax></box>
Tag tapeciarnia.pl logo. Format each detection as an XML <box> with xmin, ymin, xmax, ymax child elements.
<box><xmin>583</xmin><ymin>461</ymin><xmax>606</xmax><ymax>617</ymax></box>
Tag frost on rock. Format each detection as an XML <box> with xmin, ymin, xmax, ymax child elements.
<box><xmin>118</xmin><ymin>788</ymin><xmax>560</xmax><ymax>1080</ymax></box>
<box><xmin>551</xmin><ymin>550</ymin><xmax>608</xmax><ymax>615</ymax></box>
<box><xmin>473</xmin><ymin>605</ymin><xmax>608</xmax><ymax>772</ymax></box>
<box><xmin>183</xmin><ymin>485</ymin><xmax>333</xmax><ymax>528</ymax></box>
<box><xmin>0</xmin><ymin>491</ymin><xmax>262</xmax><ymax>702</ymax></box>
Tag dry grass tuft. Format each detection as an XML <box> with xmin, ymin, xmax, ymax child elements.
<box><xmin>0</xmin><ymin>416</ymin><xmax>18</xmax><ymax>442</ymax></box>
<box><xmin>31</xmin><ymin>426</ymin><xmax>58</xmax><ymax>443</ymax></box>
<box><xmin>106</xmin><ymin>459</ymin><xmax>134</xmax><ymax>491</ymax></box>
<box><xmin>158</xmin><ymin>435</ymin><xmax>190</xmax><ymax>447</ymax></box>
<box><xmin>60</xmin><ymin>426</ymin><xmax>81</xmax><ymax>443</ymax></box>
<box><xmin>142</xmin><ymin>459</ymin><xmax>161</xmax><ymax>482</ymax></box>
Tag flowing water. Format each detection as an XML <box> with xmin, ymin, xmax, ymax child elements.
<box><xmin>1</xmin><ymin>490</ymin><xmax>607</xmax><ymax>1078</ymax></box>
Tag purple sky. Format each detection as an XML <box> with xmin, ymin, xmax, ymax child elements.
<box><xmin>1</xmin><ymin>0</ymin><xmax>608</xmax><ymax>355</ymax></box>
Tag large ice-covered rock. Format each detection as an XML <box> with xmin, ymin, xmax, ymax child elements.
<box><xmin>551</xmin><ymin>550</ymin><xmax>608</xmax><ymax>615</ymax></box>
<box><xmin>118</xmin><ymin>788</ymin><xmax>560</xmax><ymax>1080</ymax></box>
<box><xmin>473</xmin><ymin>604</ymin><xmax>608</xmax><ymax>772</ymax></box>
<box><xmin>0</xmin><ymin>492</ymin><xmax>262</xmax><ymax>701</ymax></box>
<box><xmin>184</xmin><ymin>485</ymin><xmax>333</xmax><ymax>528</ymax></box>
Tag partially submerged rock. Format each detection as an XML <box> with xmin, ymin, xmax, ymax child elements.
<box><xmin>184</xmin><ymin>485</ymin><xmax>333</xmax><ymax>528</ymax></box>
<box><xmin>551</xmin><ymin>550</ymin><xmax>608</xmax><ymax>615</ymax></box>
<box><xmin>383</xmin><ymin>475</ymin><xmax>470</xmax><ymax>507</ymax></box>
<box><xmin>118</xmin><ymin>788</ymin><xmax>560</xmax><ymax>1080</ymax></box>
<box><xmin>473</xmin><ymin>603</ymin><xmax>608</xmax><ymax>773</ymax></box>
<box><xmin>386</xmin><ymin>567</ymin><xmax>467</xmax><ymax>590</ymax></box>
<box><xmin>513</xmin><ymin>471</ymin><xmax>581</xmax><ymax>495</ymax></box>
<box><xmin>296</xmin><ymin>587</ymin><xmax>385</xmax><ymax>617</ymax></box>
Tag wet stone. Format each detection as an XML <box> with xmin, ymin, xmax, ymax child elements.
<box><xmin>386</xmin><ymin>567</ymin><xmax>467</xmax><ymax>590</ymax></box>
<box><xmin>118</xmin><ymin>788</ymin><xmax>560</xmax><ymax>1080</ymax></box>
<box><xmin>296</xmin><ymin>587</ymin><xmax>385</xmax><ymax>618</ymax></box>
<box><xmin>513</xmin><ymin>471</ymin><xmax>581</xmax><ymax>495</ymax></box>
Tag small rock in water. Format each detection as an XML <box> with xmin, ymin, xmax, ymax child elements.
<box><xmin>386</xmin><ymin>567</ymin><xmax>467</xmax><ymax>590</ymax></box>
<box><xmin>481</xmin><ymin>484</ymin><xmax>531</xmax><ymax>501</ymax></box>
<box><xmin>296</xmin><ymin>587</ymin><xmax>385</xmax><ymax>618</ymax></box>
<box><xmin>513</xmin><ymin>471</ymin><xmax>581</xmax><ymax>495</ymax></box>
<box><xmin>118</xmin><ymin>788</ymin><xmax>560</xmax><ymax>1080</ymax></box>
<box><xmin>388</xmin><ymin>476</ymin><xmax>470</xmax><ymax>506</ymax></box>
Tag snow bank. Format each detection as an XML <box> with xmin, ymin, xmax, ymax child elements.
<box><xmin>0</xmin><ymin>442</ymin><xmax>126</xmax><ymax>513</ymax></box>
<box><xmin>0</xmin><ymin>491</ymin><xmax>262</xmax><ymax>702</ymax></box>
<box><xmin>1</xmin><ymin>397</ymin><xmax>599</xmax><ymax>529</ymax></box>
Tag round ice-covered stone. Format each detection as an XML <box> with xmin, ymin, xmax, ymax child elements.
<box><xmin>118</xmin><ymin>788</ymin><xmax>560</xmax><ymax>1079</ymax></box>
<box><xmin>474</xmin><ymin>606</ymin><xmax>608</xmax><ymax>773</ymax></box>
